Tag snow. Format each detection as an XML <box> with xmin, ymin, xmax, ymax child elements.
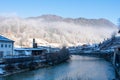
<box><xmin>0</xmin><ymin>68</ymin><xmax>5</xmax><ymax>75</ymax></box>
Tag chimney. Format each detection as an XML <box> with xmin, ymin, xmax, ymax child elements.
<box><xmin>118</xmin><ymin>29</ymin><xmax>120</xmax><ymax>33</ymax></box>
<box><xmin>33</xmin><ymin>38</ymin><xmax>37</xmax><ymax>48</ymax></box>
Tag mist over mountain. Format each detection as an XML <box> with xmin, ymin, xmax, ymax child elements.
<box><xmin>0</xmin><ymin>15</ymin><xmax>118</xmax><ymax>47</ymax></box>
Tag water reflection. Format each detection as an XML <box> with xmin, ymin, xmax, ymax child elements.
<box><xmin>2</xmin><ymin>55</ymin><xmax>116</xmax><ymax>80</ymax></box>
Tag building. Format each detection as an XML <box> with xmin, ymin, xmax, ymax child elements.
<box><xmin>14</xmin><ymin>39</ymin><xmax>48</xmax><ymax>56</ymax></box>
<box><xmin>14</xmin><ymin>48</ymin><xmax>47</xmax><ymax>56</ymax></box>
<box><xmin>0</xmin><ymin>35</ymin><xmax>14</xmax><ymax>57</ymax></box>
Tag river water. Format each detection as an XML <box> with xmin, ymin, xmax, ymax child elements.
<box><xmin>1</xmin><ymin>55</ymin><xmax>116</xmax><ymax>80</ymax></box>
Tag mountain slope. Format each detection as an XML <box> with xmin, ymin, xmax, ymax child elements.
<box><xmin>0</xmin><ymin>15</ymin><xmax>118</xmax><ymax>47</ymax></box>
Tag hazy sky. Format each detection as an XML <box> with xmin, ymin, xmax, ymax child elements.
<box><xmin>0</xmin><ymin>0</ymin><xmax>119</xmax><ymax>24</ymax></box>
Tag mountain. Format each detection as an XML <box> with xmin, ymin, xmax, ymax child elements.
<box><xmin>0</xmin><ymin>15</ymin><xmax>118</xmax><ymax>47</ymax></box>
<box><xmin>28</xmin><ymin>15</ymin><xmax>116</xmax><ymax>27</ymax></box>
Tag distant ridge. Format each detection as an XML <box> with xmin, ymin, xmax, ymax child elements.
<box><xmin>27</xmin><ymin>14</ymin><xmax>116</xmax><ymax>27</ymax></box>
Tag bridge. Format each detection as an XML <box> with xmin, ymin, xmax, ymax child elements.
<box><xmin>70</xmin><ymin>52</ymin><xmax>114</xmax><ymax>61</ymax></box>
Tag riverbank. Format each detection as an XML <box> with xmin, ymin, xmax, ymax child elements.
<box><xmin>0</xmin><ymin>64</ymin><xmax>50</xmax><ymax>77</ymax></box>
<box><xmin>0</xmin><ymin>58</ymin><xmax>70</xmax><ymax>77</ymax></box>
<box><xmin>0</xmin><ymin>56</ymin><xmax>70</xmax><ymax>77</ymax></box>
<box><xmin>102</xmin><ymin>53</ymin><xmax>120</xmax><ymax>79</ymax></box>
<box><xmin>0</xmin><ymin>69</ymin><xmax>29</xmax><ymax>77</ymax></box>
<box><xmin>114</xmin><ymin>66</ymin><xmax>120</xmax><ymax>79</ymax></box>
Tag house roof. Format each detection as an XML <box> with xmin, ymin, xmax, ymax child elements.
<box><xmin>0</xmin><ymin>35</ymin><xmax>14</xmax><ymax>42</ymax></box>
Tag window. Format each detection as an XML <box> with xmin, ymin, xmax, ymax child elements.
<box><xmin>9</xmin><ymin>45</ymin><xmax>11</xmax><ymax>48</ymax></box>
<box><xmin>1</xmin><ymin>44</ymin><xmax>3</xmax><ymax>48</ymax></box>
<box><xmin>5</xmin><ymin>44</ymin><xmax>7</xmax><ymax>48</ymax></box>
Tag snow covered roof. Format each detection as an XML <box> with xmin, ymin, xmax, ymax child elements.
<box><xmin>14</xmin><ymin>48</ymin><xmax>46</xmax><ymax>51</ymax></box>
<box><xmin>0</xmin><ymin>35</ymin><xmax>14</xmax><ymax>42</ymax></box>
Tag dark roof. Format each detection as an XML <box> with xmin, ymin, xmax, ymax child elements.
<box><xmin>0</xmin><ymin>35</ymin><xmax>14</xmax><ymax>42</ymax></box>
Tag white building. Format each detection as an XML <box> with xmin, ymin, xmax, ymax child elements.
<box><xmin>0</xmin><ymin>35</ymin><xmax>14</xmax><ymax>57</ymax></box>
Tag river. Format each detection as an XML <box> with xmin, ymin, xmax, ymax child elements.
<box><xmin>1</xmin><ymin>55</ymin><xmax>116</xmax><ymax>80</ymax></box>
